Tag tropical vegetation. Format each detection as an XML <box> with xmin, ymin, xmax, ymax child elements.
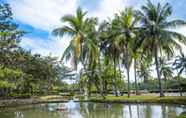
<box><xmin>53</xmin><ymin>0</ymin><xmax>186</xmax><ymax>98</ymax></box>
<box><xmin>0</xmin><ymin>0</ymin><xmax>186</xmax><ymax>99</ymax></box>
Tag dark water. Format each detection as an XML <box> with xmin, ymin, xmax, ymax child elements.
<box><xmin>0</xmin><ymin>101</ymin><xmax>186</xmax><ymax>118</ymax></box>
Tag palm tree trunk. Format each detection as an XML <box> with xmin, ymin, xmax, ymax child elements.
<box><xmin>164</xmin><ymin>78</ymin><xmax>168</xmax><ymax>93</ymax></box>
<box><xmin>88</xmin><ymin>79</ymin><xmax>91</xmax><ymax>97</ymax></box>
<box><xmin>113</xmin><ymin>59</ymin><xmax>118</xmax><ymax>96</ymax></box>
<box><xmin>127</xmin><ymin>66</ymin><xmax>130</xmax><ymax>98</ymax></box>
<box><xmin>179</xmin><ymin>87</ymin><xmax>183</xmax><ymax>96</ymax></box>
<box><xmin>104</xmin><ymin>80</ymin><xmax>108</xmax><ymax>96</ymax></box>
<box><xmin>154</xmin><ymin>49</ymin><xmax>164</xmax><ymax>97</ymax></box>
<box><xmin>118</xmin><ymin>61</ymin><xmax>123</xmax><ymax>95</ymax></box>
<box><xmin>98</xmin><ymin>53</ymin><xmax>105</xmax><ymax>98</ymax></box>
<box><xmin>134</xmin><ymin>59</ymin><xmax>138</xmax><ymax>95</ymax></box>
<box><xmin>178</xmin><ymin>75</ymin><xmax>183</xmax><ymax>96</ymax></box>
<box><xmin>125</xmin><ymin>43</ymin><xmax>130</xmax><ymax>98</ymax></box>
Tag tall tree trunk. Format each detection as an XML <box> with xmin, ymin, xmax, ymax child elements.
<box><xmin>95</xmin><ymin>79</ymin><xmax>105</xmax><ymax>99</ymax></box>
<box><xmin>88</xmin><ymin>79</ymin><xmax>91</xmax><ymax>97</ymax></box>
<box><xmin>127</xmin><ymin>66</ymin><xmax>130</xmax><ymax>98</ymax></box>
<box><xmin>154</xmin><ymin>49</ymin><xmax>164</xmax><ymax>97</ymax></box>
<box><xmin>125</xmin><ymin>44</ymin><xmax>130</xmax><ymax>98</ymax></box>
<box><xmin>178</xmin><ymin>75</ymin><xmax>183</xmax><ymax>96</ymax></box>
<box><xmin>113</xmin><ymin>59</ymin><xmax>118</xmax><ymax>96</ymax></box>
<box><xmin>164</xmin><ymin>77</ymin><xmax>168</xmax><ymax>93</ymax></box>
<box><xmin>98</xmin><ymin>53</ymin><xmax>105</xmax><ymax>98</ymax></box>
<box><xmin>134</xmin><ymin>59</ymin><xmax>138</xmax><ymax>95</ymax></box>
<box><xmin>104</xmin><ymin>80</ymin><xmax>108</xmax><ymax>96</ymax></box>
<box><xmin>118</xmin><ymin>61</ymin><xmax>123</xmax><ymax>95</ymax></box>
<box><xmin>179</xmin><ymin>87</ymin><xmax>183</xmax><ymax>96</ymax></box>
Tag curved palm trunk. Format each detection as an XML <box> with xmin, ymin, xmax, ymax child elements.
<box><xmin>154</xmin><ymin>49</ymin><xmax>164</xmax><ymax>97</ymax></box>
<box><xmin>134</xmin><ymin>59</ymin><xmax>138</xmax><ymax>95</ymax></box>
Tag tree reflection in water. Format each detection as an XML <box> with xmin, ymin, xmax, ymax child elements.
<box><xmin>0</xmin><ymin>103</ymin><xmax>185</xmax><ymax>118</ymax></box>
<box><xmin>79</xmin><ymin>102</ymin><xmax>123</xmax><ymax>118</ymax></box>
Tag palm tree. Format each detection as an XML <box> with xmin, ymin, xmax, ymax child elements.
<box><xmin>131</xmin><ymin>36</ymin><xmax>144</xmax><ymax>95</ymax></box>
<box><xmin>53</xmin><ymin>8</ymin><xmax>99</xmax><ymax>97</ymax></box>
<box><xmin>173</xmin><ymin>51</ymin><xmax>186</xmax><ymax>96</ymax></box>
<box><xmin>159</xmin><ymin>57</ymin><xmax>173</xmax><ymax>93</ymax></box>
<box><xmin>52</xmin><ymin>7</ymin><xmax>96</xmax><ymax>70</ymax></box>
<box><xmin>139</xmin><ymin>0</ymin><xmax>186</xmax><ymax>97</ymax></box>
<box><xmin>116</xmin><ymin>8</ymin><xmax>140</xmax><ymax>97</ymax></box>
<box><xmin>98</xmin><ymin>20</ymin><xmax>122</xmax><ymax>96</ymax></box>
<box><xmin>138</xmin><ymin>57</ymin><xmax>152</xmax><ymax>84</ymax></box>
<box><xmin>173</xmin><ymin>51</ymin><xmax>186</xmax><ymax>75</ymax></box>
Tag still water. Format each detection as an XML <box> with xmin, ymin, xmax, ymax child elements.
<box><xmin>0</xmin><ymin>101</ymin><xmax>185</xmax><ymax>118</ymax></box>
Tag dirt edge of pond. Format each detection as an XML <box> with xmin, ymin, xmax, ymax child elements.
<box><xmin>0</xmin><ymin>96</ymin><xmax>186</xmax><ymax>108</ymax></box>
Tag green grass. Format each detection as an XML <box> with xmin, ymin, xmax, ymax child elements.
<box><xmin>0</xmin><ymin>95</ymin><xmax>185</xmax><ymax>107</ymax></box>
<box><xmin>177</xmin><ymin>116</ymin><xmax>186</xmax><ymax>118</ymax></box>
<box><xmin>88</xmin><ymin>95</ymin><xmax>186</xmax><ymax>105</ymax></box>
<box><xmin>177</xmin><ymin>111</ymin><xmax>186</xmax><ymax>118</ymax></box>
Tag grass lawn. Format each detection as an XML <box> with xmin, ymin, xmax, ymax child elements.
<box><xmin>177</xmin><ymin>116</ymin><xmax>186</xmax><ymax>118</ymax></box>
<box><xmin>0</xmin><ymin>94</ymin><xmax>185</xmax><ymax>107</ymax></box>
<box><xmin>88</xmin><ymin>95</ymin><xmax>186</xmax><ymax>105</ymax></box>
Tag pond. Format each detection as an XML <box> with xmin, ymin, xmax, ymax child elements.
<box><xmin>0</xmin><ymin>101</ymin><xmax>186</xmax><ymax>118</ymax></box>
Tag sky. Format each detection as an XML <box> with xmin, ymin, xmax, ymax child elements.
<box><xmin>1</xmin><ymin>0</ymin><xmax>186</xmax><ymax>81</ymax></box>
<box><xmin>1</xmin><ymin>0</ymin><xmax>185</xmax><ymax>58</ymax></box>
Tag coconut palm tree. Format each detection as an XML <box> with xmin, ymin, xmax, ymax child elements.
<box><xmin>53</xmin><ymin>8</ymin><xmax>99</xmax><ymax>97</ymax></box>
<box><xmin>138</xmin><ymin>0</ymin><xmax>186</xmax><ymax>97</ymax></box>
<box><xmin>173</xmin><ymin>51</ymin><xmax>186</xmax><ymax>75</ymax></box>
<box><xmin>52</xmin><ymin>7</ymin><xmax>96</xmax><ymax>70</ymax></box>
<box><xmin>115</xmin><ymin>8</ymin><xmax>140</xmax><ymax>97</ymax></box>
<box><xmin>98</xmin><ymin>20</ymin><xmax>121</xmax><ymax>96</ymax></box>
<box><xmin>131</xmin><ymin>36</ymin><xmax>144</xmax><ymax>95</ymax></box>
<box><xmin>138</xmin><ymin>57</ymin><xmax>152</xmax><ymax>84</ymax></box>
<box><xmin>173</xmin><ymin>51</ymin><xmax>186</xmax><ymax>96</ymax></box>
<box><xmin>159</xmin><ymin>57</ymin><xmax>173</xmax><ymax>93</ymax></box>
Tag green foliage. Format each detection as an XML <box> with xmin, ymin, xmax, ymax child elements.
<box><xmin>0</xmin><ymin>80</ymin><xmax>15</xmax><ymax>89</ymax></box>
<box><xmin>0</xmin><ymin>66</ymin><xmax>24</xmax><ymax>80</ymax></box>
<box><xmin>1</xmin><ymin>1</ymin><xmax>186</xmax><ymax>99</ymax></box>
<box><xmin>0</xmin><ymin>3</ymin><xmax>64</xmax><ymax>97</ymax></box>
<box><xmin>52</xmin><ymin>1</ymin><xmax>186</xmax><ymax>98</ymax></box>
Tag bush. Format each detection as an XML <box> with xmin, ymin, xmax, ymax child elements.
<box><xmin>9</xmin><ymin>93</ymin><xmax>31</xmax><ymax>98</ymax></box>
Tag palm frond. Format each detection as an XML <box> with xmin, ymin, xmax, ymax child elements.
<box><xmin>163</xmin><ymin>20</ymin><xmax>186</xmax><ymax>29</ymax></box>
<box><xmin>52</xmin><ymin>26</ymin><xmax>76</xmax><ymax>37</ymax></box>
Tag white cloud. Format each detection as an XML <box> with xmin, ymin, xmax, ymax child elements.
<box><xmin>8</xmin><ymin>0</ymin><xmax>78</xmax><ymax>32</ymax></box>
<box><xmin>89</xmin><ymin>0</ymin><xmax>127</xmax><ymax>21</ymax></box>
<box><xmin>88</xmin><ymin>0</ymin><xmax>143</xmax><ymax>22</ymax></box>
<box><xmin>7</xmin><ymin>0</ymin><xmax>77</xmax><ymax>58</ymax></box>
<box><xmin>20</xmin><ymin>36</ymin><xmax>70</xmax><ymax>58</ymax></box>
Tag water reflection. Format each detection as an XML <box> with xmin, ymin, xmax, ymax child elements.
<box><xmin>0</xmin><ymin>102</ymin><xmax>185</xmax><ymax>118</ymax></box>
